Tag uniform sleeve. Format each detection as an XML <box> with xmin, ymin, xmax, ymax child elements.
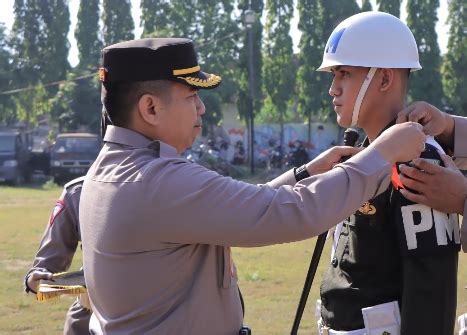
<box><xmin>453</xmin><ymin>116</ymin><xmax>467</xmax><ymax>158</ymax></box>
<box><xmin>25</xmin><ymin>188</ymin><xmax>81</xmax><ymax>282</ymax></box>
<box><xmin>141</xmin><ymin>147</ymin><xmax>391</xmax><ymax>247</ymax></box>
<box><xmin>266</xmin><ymin>169</ymin><xmax>296</xmax><ymax>188</ymax></box>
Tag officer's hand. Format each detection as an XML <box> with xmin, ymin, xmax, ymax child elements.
<box><xmin>398</xmin><ymin>155</ymin><xmax>467</xmax><ymax>214</ymax></box>
<box><xmin>396</xmin><ymin>101</ymin><xmax>455</xmax><ymax>140</ymax></box>
<box><xmin>306</xmin><ymin>146</ymin><xmax>363</xmax><ymax>175</ymax></box>
<box><xmin>369</xmin><ymin>122</ymin><xmax>426</xmax><ymax>164</ymax></box>
<box><xmin>27</xmin><ymin>270</ymin><xmax>53</xmax><ymax>294</ymax></box>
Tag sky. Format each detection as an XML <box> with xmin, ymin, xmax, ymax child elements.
<box><xmin>0</xmin><ymin>0</ymin><xmax>449</xmax><ymax>68</ymax></box>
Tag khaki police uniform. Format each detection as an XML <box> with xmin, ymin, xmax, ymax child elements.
<box><xmin>80</xmin><ymin>125</ymin><xmax>393</xmax><ymax>334</ymax></box>
<box><xmin>25</xmin><ymin>177</ymin><xmax>91</xmax><ymax>334</ymax></box>
<box><xmin>79</xmin><ymin>37</ymin><xmax>401</xmax><ymax>334</ymax></box>
<box><xmin>453</xmin><ymin>116</ymin><xmax>467</xmax><ymax>252</ymax></box>
<box><xmin>320</xmin><ymin>123</ymin><xmax>462</xmax><ymax>335</ymax></box>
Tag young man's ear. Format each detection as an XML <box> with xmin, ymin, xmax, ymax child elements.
<box><xmin>379</xmin><ymin>68</ymin><xmax>394</xmax><ymax>92</ymax></box>
<box><xmin>137</xmin><ymin>94</ymin><xmax>163</xmax><ymax>126</ymax></box>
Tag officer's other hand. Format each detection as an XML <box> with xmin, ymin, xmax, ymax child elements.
<box><xmin>369</xmin><ymin>122</ymin><xmax>426</xmax><ymax>164</ymax></box>
<box><xmin>396</xmin><ymin>101</ymin><xmax>454</xmax><ymax>138</ymax></box>
<box><xmin>27</xmin><ymin>270</ymin><xmax>53</xmax><ymax>293</ymax></box>
<box><xmin>306</xmin><ymin>146</ymin><xmax>363</xmax><ymax>175</ymax></box>
<box><xmin>398</xmin><ymin>154</ymin><xmax>467</xmax><ymax>214</ymax></box>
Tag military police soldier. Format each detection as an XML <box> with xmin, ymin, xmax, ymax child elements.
<box><xmin>317</xmin><ymin>12</ymin><xmax>460</xmax><ymax>335</ymax></box>
<box><xmin>79</xmin><ymin>37</ymin><xmax>426</xmax><ymax>334</ymax></box>
<box><xmin>25</xmin><ymin>176</ymin><xmax>91</xmax><ymax>334</ymax></box>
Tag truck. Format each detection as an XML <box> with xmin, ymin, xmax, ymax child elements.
<box><xmin>0</xmin><ymin>130</ymin><xmax>32</xmax><ymax>185</ymax></box>
<box><xmin>50</xmin><ymin>133</ymin><xmax>101</xmax><ymax>185</ymax></box>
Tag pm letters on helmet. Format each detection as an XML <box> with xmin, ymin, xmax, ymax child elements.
<box><xmin>401</xmin><ymin>204</ymin><xmax>460</xmax><ymax>250</ymax></box>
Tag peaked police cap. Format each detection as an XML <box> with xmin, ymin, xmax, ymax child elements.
<box><xmin>99</xmin><ymin>38</ymin><xmax>221</xmax><ymax>89</ymax></box>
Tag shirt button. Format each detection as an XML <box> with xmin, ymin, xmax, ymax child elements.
<box><xmin>331</xmin><ymin>257</ymin><xmax>338</xmax><ymax>267</ymax></box>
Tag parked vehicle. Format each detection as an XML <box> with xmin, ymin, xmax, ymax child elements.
<box><xmin>0</xmin><ymin>130</ymin><xmax>32</xmax><ymax>185</ymax></box>
<box><xmin>50</xmin><ymin>133</ymin><xmax>101</xmax><ymax>185</ymax></box>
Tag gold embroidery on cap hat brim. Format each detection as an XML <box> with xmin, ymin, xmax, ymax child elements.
<box><xmin>173</xmin><ymin>65</ymin><xmax>201</xmax><ymax>76</ymax></box>
<box><xmin>177</xmin><ymin>74</ymin><xmax>222</xmax><ymax>88</ymax></box>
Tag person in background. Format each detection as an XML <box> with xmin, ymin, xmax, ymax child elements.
<box><xmin>25</xmin><ymin>176</ymin><xmax>91</xmax><ymax>334</ymax></box>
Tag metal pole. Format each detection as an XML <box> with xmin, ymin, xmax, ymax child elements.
<box><xmin>247</xmin><ymin>22</ymin><xmax>255</xmax><ymax>174</ymax></box>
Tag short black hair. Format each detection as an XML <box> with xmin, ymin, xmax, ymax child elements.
<box><xmin>102</xmin><ymin>80</ymin><xmax>174</xmax><ymax>127</ymax></box>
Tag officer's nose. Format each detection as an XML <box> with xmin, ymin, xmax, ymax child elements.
<box><xmin>196</xmin><ymin>95</ymin><xmax>206</xmax><ymax>116</ymax></box>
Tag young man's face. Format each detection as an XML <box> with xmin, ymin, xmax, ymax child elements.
<box><xmin>157</xmin><ymin>82</ymin><xmax>205</xmax><ymax>153</ymax></box>
<box><xmin>329</xmin><ymin>65</ymin><xmax>372</xmax><ymax>128</ymax></box>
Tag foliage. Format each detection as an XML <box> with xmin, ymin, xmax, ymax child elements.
<box><xmin>75</xmin><ymin>0</ymin><xmax>102</xmax><ymax>70</ymax></box>
<box><xmin>237</xmin><ymin>0</ymin><xmax>264</xmax><ymax>123</ymax></box>
<box><xmin>441</xmin><ymin>0</ymin><xmax>467</xmax><ymax>116</ymax></box>
<box><xmin>262</xmin><ymin>0</ymin><xmax>296</xmax><ymax>151</ymax></box>
<box><xmin>140</xmin><ymin>0</ymin><xmax>172</xmax><ymax>37</ymax></box>
<box><xmin>0</xmin><ymin>23</ymin><xmax>14</xmax><ymax>124</ymax></box>
<box><xmin>8</xmin><ymin>0</ymin><xmax>70</xmax><ymax>128</ymax></box>
<box><xmin>50</xmin><ymin>72</ymin><xmax>101</xmax><ymax>133</ymax></box>
<box><xmin>406</xmin><ymin>0</ymin><xmax>443</xmax><ymax>106</ymax></box>
<box><xmin>102</xmin><ymin>0</ymin><xmax>135</xmax><ymax>45</ymax></box>
<box><xmin>361</xmin><ymin>0</ymin><xmax>373</xmax><ymax>11</ymax></box>
<box><xmin>376</xmin><ymin>0</ymin><xmax>401</xmax><ymax>17</ymax></box>
<box><xmin>13</xmin><ymin>84</ymin><xmax>51</xmax><ymax>129</ymax></box>
<box><xmin>296</xmin><ymin>0</ymin><xmax>329</xmax><ymax>132</ymax></box>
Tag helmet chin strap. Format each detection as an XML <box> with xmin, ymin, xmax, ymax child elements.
<box><xmin>351</xmin><ymin>67</ymin><xmax>377</xmax><ymax>127</ymax></box>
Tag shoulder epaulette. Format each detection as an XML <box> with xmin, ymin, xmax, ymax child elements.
<box><xmin>64</xmin><ymin>176</ymin><xmax>86</xmax><ymax>191</ymax></box>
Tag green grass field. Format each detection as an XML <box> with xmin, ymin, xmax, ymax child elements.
<box><xmin>0</xmin><ymin>183</ymin><xmax>465</xmax><ymax>334</ymax></box>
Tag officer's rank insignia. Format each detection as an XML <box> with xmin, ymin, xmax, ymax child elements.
<box><xmin>358</xmin><ymin>201</ymin><xmax>376</xmax><ymax>215</ymax></box>
<box><xmin>49</xmin><ymin>200</ymin><xmax>65</xmax><ymax>225</ymax></box>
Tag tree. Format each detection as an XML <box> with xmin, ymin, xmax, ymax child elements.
<box><xmin>38</xmin><ymin>0</ymin><xmax>70</xmax><ymax>84</ymax></box>
<box><xmin>237</xmin><ymin>0</ymin><xmax>264</xmax><ymax>125</ymax></box>
<box><xmin>9</xmin><ymin>0</ymin><xmax>70</xmax><ymax>128</ymax></box>
<box><xmin>377</xmin><ymin>0</ymin><xmax>401</xmax><ymax>17</ymax></box>
<box><xmin>140</xmin><ymin>0</ymin><xmax>171</xmax><ymax>37</ymax></box>
<box><xmin>52</xmin><ymin>0</ymin><xmax>104</xmax><ymax>132</ymax></box>
<box><xmin>0</xmin><ymin>23</ymin><xmax>14</xmax><ymax>125</ymax></box>
<box><xmin>194</xmin><ymin>0</ymin><xmax>241</xmax><ymax>133</ymax></box>
<box><xmin>51</xmin><ymin>73</ymin><xmax>101</xmax><ymax>133</ymax></box>
<box><xmin>361</xmin><ymin>0</ymin><xmax>373</xmax><ymax>11</ymax></box>
<box><xmin>14</xmin><ymin>84</ymin><xmax>51</xmax><ymax>130</ymax></box>
<box><xmin>441</xmin><ymin>0</ymin><xmax>467</xmax><ymax>116</ymax></box>
<box><xmin>102</xmin><ymin>0</ymin><xmax>135</xmax><ymax>45</ymax></box>
<box><xmin>406</xmin><ymin>0</ymin><xmax>443</xmax><ymax>106</ymax></box>
<box><xmin>296</xmin><ymin>0</ymin><xmax>328</xmax><ymax>142</ymax></box>
<box><xmin>262</xmin><ymin>0</ymin><xmax>296</xmax><ymax>157</ymax></box>
<box><xmin>75</xmin><ymin>0</ymin><xmax>102</xmax><ymax>70</ymax></box>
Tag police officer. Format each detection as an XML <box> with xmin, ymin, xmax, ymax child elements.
<box><xmin>316</xmin><ymin>12</ymin><xmax>460</xmax><ymax>335</ymax></box>
<box><xmin>397</xmin><ymin>102</ymin><xmax>467</xmax><ymax>252</ymax></box>
<box><xmin>25</xmin><ymin>176</ymin><xmax>91</xmax><ymax>334</ymax></box>
<box><xmin>79</xmin><ymin>37</ymin><xmax>426</xmax><ymax>334</ymax></box>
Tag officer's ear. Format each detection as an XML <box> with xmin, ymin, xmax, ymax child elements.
<box><xmin>137</xmin><ymin>94</ymin><xmax>164</xmax><ymax>126</ymax></box>
<box><xmin>378</xmin><ymin>68</ymin><xmax>395</xmax><ymax>92</ymax></box>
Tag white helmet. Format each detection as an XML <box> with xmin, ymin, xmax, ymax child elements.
<box><xmin>317</xmin><ymin>12</ymin><xmax>421</xmax><ymax>126</ymax></box>
<box><xmin>318</xmin><ymin>11</ymin><xmax>421</xmax><ymax>72</ymax></box>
